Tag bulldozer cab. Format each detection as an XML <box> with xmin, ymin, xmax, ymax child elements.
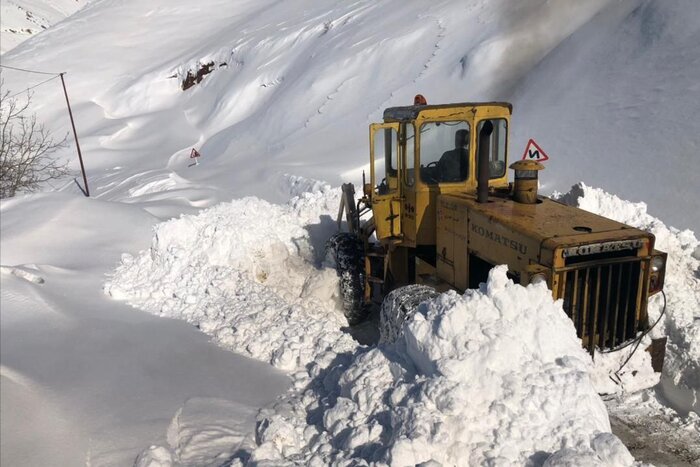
<box><xmin>368</xmin><ymin>102</ymin><xmax>512</xmax><ymax>246</ymax></box>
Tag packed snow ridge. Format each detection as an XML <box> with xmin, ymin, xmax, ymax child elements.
<box><xmin>107</xmin><ymin>180</ymin><xmax>351</xmax><ymax>373</ymax></box>
<box><xmin>248</xmin><ymin>265</ymin><xmax>634</xmax><ymax>466</ymax></box>
<box><xmin>105</xmin><ymin>179</ymin><xmax>700</xmax><ymax>465</ymax></box>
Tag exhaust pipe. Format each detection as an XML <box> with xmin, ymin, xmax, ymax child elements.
<box><xmin>477</xmin><ymin>120</ymin><xmax>494</xmax><ymax>203</ymax></box>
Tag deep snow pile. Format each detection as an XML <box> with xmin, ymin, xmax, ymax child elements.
<box><xmin>106</xmin><ymin>181</ymin><xmax>351</xmax><ymax>372</ymax></box>
<box><xmin>557</xmin><ymin>183</ymin><xmax>700</xmax><ymax>416</ymax></box>
<box><xmin>249</xmin><ymin>266</ymin><xmax>631</xmax><ymax>466</ymax></box>
<box><xmin>108</xmin><ymin>183</ymin><xmax>639</xmax><ymax>465</ymax></box>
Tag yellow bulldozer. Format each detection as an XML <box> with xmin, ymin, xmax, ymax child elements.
<box><xmin>330</xmin><ymin>99</ymin><xmax>667</xmax><ymax>354</ymax></box>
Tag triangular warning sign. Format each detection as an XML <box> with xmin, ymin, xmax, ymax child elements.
<box><xmin>521</xmin><ymin>139</ymin><xmax>549</xmax><ymax>162</ymax></box>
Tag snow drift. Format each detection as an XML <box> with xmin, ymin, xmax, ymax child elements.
<box><xmin>106</xmin><ymin>182</ymin><xmax>697</xmax><ymax>465</ymax></box>
<box><xmin>250</xmin><ymin>266</ymin><xmax>627</xmax><ymax>466</ymax></box>
<box><xmin>106</xmin><ymin>180</ymin><xmax>352</xmax><ymax>372</ymax></box>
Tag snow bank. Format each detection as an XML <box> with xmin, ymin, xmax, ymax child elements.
<box><xmin>108</xmin><ymin>183</ymin><xmax>638</xmax><ymax>465</ymax></box>
<box><xmin>557</xmin><ymin>183</ymin><xmax>700</xmax><ymax>416</ymax></box>
<box><xmin>106</xmin><ymin>181</ymin><xmax>352</xmax><ymax>372</ymax></box>
<box><xmin>249</xmin><ymin>266</ymin><xmax>634</xmax><ymax>466</ymax></box>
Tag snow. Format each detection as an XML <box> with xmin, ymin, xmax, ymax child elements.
<box><xmin>511</xmin><ymin>0</ymin><xmax>700</xmax><ymax>232</ymax></box>
<box><xmin>1</xmin><ymin>0</ymin><xmax>699</xmax><ymax>464</ymax></box>
<box><xmin>0</xmin><ymin>193</ymin><xmax>290</xmax><ymax>465</ymax></box>
<box><xmin>104</xmin><ymin>180</ymin><xmax>699</xmax><ymax>464</ymax></box>
<box><xmin>107</xmin><ymin>187</ymin><xmax>644</xmax><ymax>465</ymax></box>
<box><xmin>105</xmin><ymin>183</ymin><xmax>352</xmax><ymax>373</ymax></box>
<box><xmin>0</xmin><ymin>0</ymin><xmax>88</xmax><ymax>54</ymax></box>
<box><xmin>1</xmin><ymin>0</ymin><xmax>698</xmax><ymax>232</ymax></box>
<box><xmin>369</xmin><ymin>267</ymin><xmax>613</xmax><ymax>466</ymax></box>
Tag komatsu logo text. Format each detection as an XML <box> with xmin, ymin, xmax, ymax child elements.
<box><xmin>562</xmin><ymin>239</ymin><xmax>643</xmax><ymax>258</ymax></box>
<box><xmin>471</xmin><ymin>223</ymin><xmax>527</xmax><ymax>254</ymax></box>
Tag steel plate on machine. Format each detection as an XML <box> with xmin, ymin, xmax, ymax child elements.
<box><xmin>562</xmin><ymin>239</ymin><xmax>644</xmax><ymax>258</ymax></box>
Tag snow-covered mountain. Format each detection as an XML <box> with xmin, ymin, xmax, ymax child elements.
<box><xmin>511</xmin><ymin>0</ymin><xmax>700</xmax><ymax>232</ymax></box>
<box><xmin>1</xmin><ymin>0</ymin><xmax>698</xmax><ymax>465</ymax></box>
<box><xmin>2</xmin><ymin>0</ymin><xmax>698</xmax><ymax>231</ymax></box>
<box><xmin>0</xmin><ymin>0</ymin><xmax>88</xmax><ymax>54</ymax></box>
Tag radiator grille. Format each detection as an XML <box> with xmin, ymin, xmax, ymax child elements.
<box><xmin>555</xmin><ymin>258</ymin><xmax>645</xmax><ymax>353</ymax></box>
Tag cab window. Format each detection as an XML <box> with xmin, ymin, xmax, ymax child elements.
<box><xmin>418</xmin><ymin>121</ymin><xmax>470</xmax><ymax>185</ymax></box>
<box><xmin>373</xmin><ymin>127</ymin><xmax>398</xmax><ymax>194</ymax></box>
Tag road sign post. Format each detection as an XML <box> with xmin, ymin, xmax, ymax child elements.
<box><xmin>190</xmin><ymin>148</ymin><xmax>201</xmax><ymax>166</ymax></box>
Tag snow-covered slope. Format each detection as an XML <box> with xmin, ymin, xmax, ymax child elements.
<box><xmin>511</xmin><ymin>0</ymin><xmax>700</xmax><ymax>232</ymax></box>
<box><xmin>2</xmin><ymin>0</ymin><xmax>697</xmax><ymax>232</ymax></box>
<box><xmin>0</xmin><ymin>0</ymin><xmax>88</xmax><ymax>54</ymax></box>
<box><xmin>2</xmin><ymin>0</ymin><xmax>699</xmax><ymax>465</ymax></box>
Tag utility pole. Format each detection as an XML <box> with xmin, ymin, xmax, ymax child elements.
<box><xmin>59</xmin><ymin>73</ymin><xmax>89</xmax><ymax>197</ymax></box>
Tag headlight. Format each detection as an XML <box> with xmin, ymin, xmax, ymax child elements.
<box><xmin>649</xmin><ymin>251</ymin><xmax>667</xmax><ymax>295</ymax></box>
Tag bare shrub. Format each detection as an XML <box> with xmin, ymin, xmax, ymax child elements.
<box><xmin>1</xmin><ymin>87</ymin><xmax>68</xmax><ymax>198</ymax></box>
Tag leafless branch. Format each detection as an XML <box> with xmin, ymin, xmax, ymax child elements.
<box><xmin>1</xmin><ymin>82</ymin><xmax>69</xmax><ymax>198</ymax></box>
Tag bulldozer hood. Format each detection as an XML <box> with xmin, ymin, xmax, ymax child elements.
<box><xmin>441</xmin><ymin>192</ymin><xmax>654</xmax><ymax>266</ymax></box>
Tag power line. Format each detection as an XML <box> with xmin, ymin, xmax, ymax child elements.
<box><xmin>0</xmin><ymin>64</ymin><xmax>60</xmax><ymax>76</ymax></box>
<box><xmin>1</xmin><ymin>64</ymin><xmax>64</xmax><ymax>97</ymax></box>
<box><xmin>0</xmin><ymin>65</ymin><xmax>89</xmax><ymax>196</ymax></box>
<box><xmin>6</xmin><ymin>74</ymin><xmax>61</xmax><ymax>99</ymax></box>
